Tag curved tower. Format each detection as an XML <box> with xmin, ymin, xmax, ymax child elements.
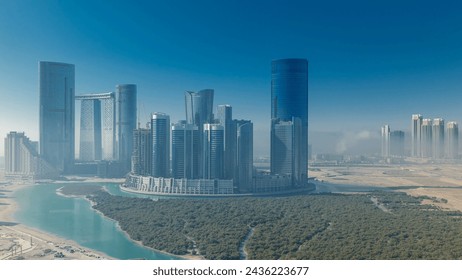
<box><xmin>184</xmin><ymin>89</ymin><xmax>214</xmax><ymax>128</ymax></box>
<box><xmin>270</xmin><ymin>58</ymin><xmax>308</xmax><ymax>187</ymax></box>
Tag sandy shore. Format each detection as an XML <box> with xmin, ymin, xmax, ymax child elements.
<box><xmin>0</xmin><ymin>179</ymin><xmax>201</xmax><ymax>260</ymax></box>
<box><xmin>310</xmin><ymin>163</ymin><xmax>462</xmax><ymax>211</ymax></box>
<box><xmin>0</xmin><ymin>182</ymin><xmax>113</xmax><ymax>260</ymax></box>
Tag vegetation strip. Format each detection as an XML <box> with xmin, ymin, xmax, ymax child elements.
<box><xmin>87</xmin><ymin>190</ymin><xmax>462</xmax><ymax>260</ymax></box>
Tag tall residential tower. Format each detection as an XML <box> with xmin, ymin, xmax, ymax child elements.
<box><xmin>446</xmin><ymin>122</ymin><xmax>459</xmax><ymax>159</ymax></box>
<box><xmin>411</xmin><ymin>114</ymin><xmax>422</xmax><ymax>157</ymax></box>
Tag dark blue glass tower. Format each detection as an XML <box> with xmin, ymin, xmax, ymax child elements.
<box><xmin>116</xmin><ymin>84</ymin><xmax>137</xmax><ymax>174</ymax></box>
<box><xmin>270</xmin><ymin>58</ymin><xmax>308</xmax><ymax>187</ymax></box>
<box><xmin>39</xmin><ymin>61</ymin><xmax>75</xmax><ymax>173</ymax></box>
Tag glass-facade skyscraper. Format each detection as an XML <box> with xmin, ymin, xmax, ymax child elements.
<box><xmin>79</xmin><ymin>98</ymin><xmax>102</xmax><ymax>161</ymax></box>
<box><xmin>151</xmin><ymin>113</ymin><xmax>170</xmax><ymax>178</ymax></box>
<box><xmin>185</xmin><ymin>89</ymin><xmax>214</xmax><ymax>128</ymax></box>
<box><xmin>203</xmin><ymin>123</ymin><xmax>224</xmax><ymax>179</ymax></box>
<box><xmin>171</xmin><ymin>121</ymin><xmax>200</xmax><ymax>179</ymax></box>
<box><xmin>235</xmin><ymin>119</ymin><xmax>253</xmax><ymax>192</ymax></box>
<box><xmin>217</xmin><ymin>104</ymin><xmax>235</xmax><ymax>180</ymax></box>
<box><xmin>76</xmin><ymin>92</ymin><xmax>116</xmax><ymax>162</ymax></box>
<box><xmin>116</xmin><ymin>84</ymin><xmax>137</xmax><ymax>173</ymax></box>
<box><xmin>131</xmin><ymin>127</ymin><xmax>152</xmax><ymax>176</ymax></box>
<box><xmin>270</xmin><ymin>58</ymin><xmax>308</xmax><ymax>187</ymax></box>
<box><xmin>39</xmin><ymin>61</ymin><xmax>75</xmax><ymax>173</ymax></box>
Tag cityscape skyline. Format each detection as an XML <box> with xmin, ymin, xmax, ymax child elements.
<box><xmin>2</xmin><ymin>1</ymin><xmax>462</xmax><ymax>157</ymax></box>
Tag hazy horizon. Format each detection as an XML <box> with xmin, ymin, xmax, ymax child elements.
<box><xmin>2</xmin><ymin>0</ymin><xmax>462</xmax><ymax>157</ymax></box>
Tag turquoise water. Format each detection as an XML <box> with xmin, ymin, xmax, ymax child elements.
<box><xmin>13</xmin><ymin>183</ymin><xmax>180</xmax><ymax>260</ymax></box>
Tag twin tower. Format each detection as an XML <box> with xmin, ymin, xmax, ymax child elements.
<box><xmin>39</xmin><ymin>61</ymin><xmax>136</xmax><ymax>175</ymax></box>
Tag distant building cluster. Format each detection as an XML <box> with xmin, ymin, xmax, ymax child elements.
<box><xmin>4</xmin><ymin>59</ymin><xmax>311</xmax><ymax>195</ymax></box>
<box><xmin>410</xmin><ymin>114</ymin><xmax>459</xmax><ymax>159</ymax></box>
<box><xmin>381</xmin><ymin>114</ymin><xmax>459</xmax><ymax>160</ymax></box>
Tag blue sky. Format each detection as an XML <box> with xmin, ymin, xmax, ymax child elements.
<box><xmin>1</xmin><ymin>0</ymin><xmax>462</xmax><ymax>156</ymax></box>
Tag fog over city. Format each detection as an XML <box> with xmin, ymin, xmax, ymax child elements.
<box><xmin>2</xmin><ymin>1</ymin><xmax>462</xmax><ymax>159</ymax></box>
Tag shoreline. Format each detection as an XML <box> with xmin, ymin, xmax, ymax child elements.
<box><xmin>1</xmin><ymin>183</ymin><xmax>113</xmax><ymax>260</ymax></box>
<box><xmin>56</xmin><ymin>184</ymin><xmax>204</xmax><ymax>260</ymax></box>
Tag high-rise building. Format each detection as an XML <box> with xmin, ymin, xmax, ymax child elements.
<box><xmin>411</xmin><ymin>114</ymin><xmax>422</xmax><ymax>157</ymax></box>
<box><xmin>5</xmin><ymin>131</ymin><xmax>58</xmax><ymax>179</ymax></box>
<box><xmin>78</xmin><ymin>98</ymin><xmax>102</xmax><ymax>161</ymax></box>
<box><xmin>421</xmin><ymin>118</ymin><xmax>433</xmax><ymax>158</ymax></box>
<box><xmin>100</xmin><ymin>93</ymin><xmax>116</xmax><ymax>160</ymax></box>
<box><xmin>432</xmin><ymin>118</ymin><xmax>445</xmax><ymax>159</ymax></box>
<box><xmin>184</xmin><ymin>89</ymin><xmax>214</xmax><ymax>178</ymax></box>
<box><xmin>185</xmin><ymin>89</ymin><xmax>214</xmax><ymax>128</ymax></box>
<box><xmin>390</xmin><ymin>130</ymin><xmax>405</xmax><ymax>157</ymax></box>
<box><xmin>76</xmin><ymin>93</ymin><xmax>116</xmax><ymax>161</ymax></box>
<box><xmin>235</xmin><ymin>120</ymin><xmax>253</xmax><ymax>192</ymax></box>
<box><xmin>203</xmin><ymin>123</ymin><xmax>224</xmax><ymax>179</ymax></box>
<box><xmin>131</xmin><ymin>126</ymin><xmax>152</xmax><ymax>176</ymax></box>
<box><xmin>446</xmin><ymin>121</ymin><xmax>459</xmax><ymax>159</ymax></box>
<box><xmin>270</xmin><ymin>58</ymin><xmax>308</xmax><ymax>188</ymax></box>
<box><xmin>381</xmin><ymin>125</ymin><xmax>390</xmax><ymax>158</ymax></box>
<box><xmin>151</xmin><ymin>113</ymin><xmax>170</xmax><ymax>177</ymax></box>
<box><xmin>217</xmin><ymin>105</ymin><xmax>235</xmax><ymax>179</ymax></box>
<box><xmin>171</xmin><ymin>121</ymin><xmax>200</xmax><ymax>179</ymax></box>
<box><xmin>116</xmin><ymin>84</ymin><xmax>137</xmax><ymax>173</ymax></box>
<box><xmin>271</xmin><ymin>118</ymin><xmax>302</xmax><ymax>183</ymax></box>
<box><xmin>39</xmin><ymin>61</ymin><xmax>75</xmax><ymax>173</ymax></box>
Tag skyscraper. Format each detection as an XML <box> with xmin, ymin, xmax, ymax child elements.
<box><xmin>116</xmin><ymin>84</ymin><xmax>137</xmax><ymax>173</ymax></box>
<box><xmin>131</xmin><ymin>126</ymin><xmax>152</xmax><ymax>176</ymax></box>
<box><xmin>270</xmin><ymin>58</ymin><xmax>308</xmax><ymax>187</ymax></box>
<box><xmin>381</xmin><ymin>125</ymin><xmax>390</xmax><ymax>158</ymax></box>
<box><xmin>432</xmin><ymin>118</ymin><xmax>445</xmax><ymax>159</ymax></box>
<box><xmin>76</xmin><ymin>92</ymin><xmax>116</xmax><ymax>161</ymax></box>
<box><xmin>78</xmin><ymin>98</ymin><xmax>102</xmax><ymax>161</ymax></box>
<box><xmin>151</xmin><ymin>113</ymin><xmax>170</xmax><ymax>177</ymax></box>
<box><xmin>390</xmin><ymin>130</ymin><xmax>405</xmax><ymax>158</ymax></box>
<box><xmin>39</xmin><ymin>61</ymin><xmax>75</xmax><ymax>173</ymax></box>
<box><xmin>203</xmin><ymin>123</ymin><xmax>224</xmax><ymax>179</ymax></box>
<box><xmin>100</xmin><ymin>93</ymin><xmax>116</xmax><ymax>160</ymax></box>
<box><xmin>185</xmin><ymin>89</ymin><xmax>214</xmax><ymax>128</ymax></box>
<box><xmin>184</xmin><ymin>89</ymin><xmax>214</xmax><ymax>178</ymax></box>
<box><xmin>446</xmin><ymin>121</ymin><xmax>459</xmax><ymax>159</ymax></box>
<box><xmin>5</xmin><ymin>131</ymin><xmax>58</xmax><ymax>179</ymax></box>
<box><xmin>411</xmin><ymin>114</ymin><xmax>422</xmax><ymax>157</ymax></box>
<box><xmin>235</xmin><ymin>120</ymin><xmax>253</xmax><ymax>192</ymax></box>
<box><xmin>217</xmin><ymin>104</ymin><xmax>235</xmax><ymax>179</ymax></box>
<box><xmin>171</xmin><ymin>121</ymin><xmax>200</xmax><ymax>179</ymax></box>
<box><xmin>421</xmin><ymin>118</ymin><xmax>433</xmax><ymax>158</ymax></box>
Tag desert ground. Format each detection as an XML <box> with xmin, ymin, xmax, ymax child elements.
<box><xmin>310</xmin><ymin>163</ymin><xmax>462</xmax><ymax>211</ymax></box>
